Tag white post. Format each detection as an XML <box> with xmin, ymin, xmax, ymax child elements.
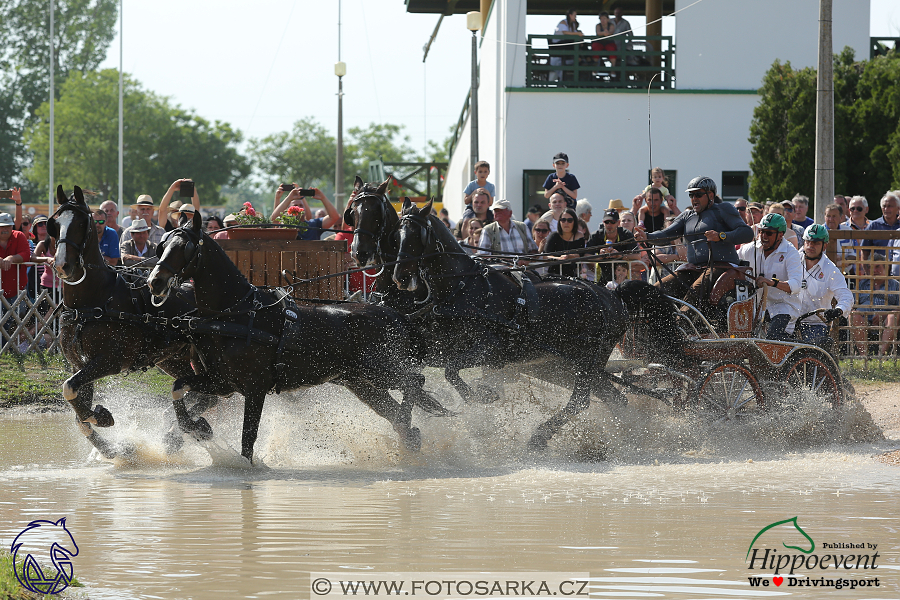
<box><xmin>118</xmin><ymin>0</ymin><xmax>124</xmax><ymax>219</ymax></box>
<box><xmin>813</xmin><ymin>0</ymin><xmax>834</xmax><ymax>225</ymax></box>
<box><xmin>49</xmin><ymin>0</ymin><xmax>54</xmax><ymax>213</ymax></box>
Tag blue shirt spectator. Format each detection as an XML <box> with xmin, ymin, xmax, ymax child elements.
<box><xmin>864</xmin><ymin>193</ymin><xmax>900</xmax><ymax>253</ymax></box>
<box><xmin>463</xmin><ymin>180</ymin><xmax>496</xmax><ymax>200</ymax></box>
<box><xmin>856</xmin><ymin>276</ymin><xmax>900</xmax><ymax>310</ymax></box>
<box><xmin>98</xmin><ymin>226</ymin><xmax>121</xmax><ymax>260</ymax></box>
<box><xmin>298</xmin><ymin>217</ymin><xmax>324</xmax><ymax>241</ymax></box>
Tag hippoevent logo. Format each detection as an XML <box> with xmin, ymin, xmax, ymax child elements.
<box><xmin>745</xmin><ymin>516</ymin><xmax>881</xmax><ymax>591</ymax></box>
<box><xmin>10</xmin><ymin>518</ymin><xmax>79</xmax><ymax>595</ymax></box>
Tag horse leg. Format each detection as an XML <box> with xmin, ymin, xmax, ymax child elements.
<box><xmin>163</xmin><ymin>391</ymin><xmax>220</xmax><ymax>454</ymax></box>
<box><xmin>240</xmin><ymin>391</ymin><xmax>267</xmax><ymax>464</ymax></box>
<box><xmin>528</xmin><ymin>372</ymin><xmax>595</xmax><ymax>450</ymax></box>
<box><xmin>63</xmin><ymin>361</ymin><xmax>117</xmax><ymax>427</ymax></box>
<box><xmin>445</xmin><ymin>364</ymin><xmax>499</xmax><ymax>404</ymax></box>
<box><xmin>343</xmin><ymin>379</ymin><xmax>421</xmax><ymax>451</ymax></box>
<box><xmin>169</xmin><ymin>376</ymin><xmax>226</xmax><ymax>440</ymax></box>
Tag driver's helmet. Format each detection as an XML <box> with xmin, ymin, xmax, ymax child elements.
<box><xmin>758</xmin><ymin>213</ymin><xmax>787</xmax><ymax>233</ymax></box>
<box><xmin>802</xmin><ymin>223</ymin><xmax>829</xmax><ymax>243</ymax></box>
<box><xmin>684</xmin><ymin>176</ymin><xmax>717</xmax><ymax>195</ymax></box>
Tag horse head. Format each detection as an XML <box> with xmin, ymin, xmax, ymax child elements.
<box><xmin>147</xmin><ymin>210</ymin><xmax>205</xmax><ymax>303</ymax></box>
<box><xmin>393</xmin><ymin>197</ymin><xmax>435</xmax><ymax>292</ymax></box>
<box><xmin>49</xmin><ymin>186</ymin><xmax>94</xmax><ymax>284</ymax></box>
<box><xmin>11</xmin><ymin>517</ymin><xmax>79</xmax><ymax>594</ymax></box>
<box><xmin>345</xmin><ymin>175</ymin><xmax>394</xmax><ymax>267</ymax></box>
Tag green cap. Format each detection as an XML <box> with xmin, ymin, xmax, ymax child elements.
<box><xmin>802</xmin><ymin>223</ymin><xmax>829</xmax><ymax>243</ymax></box>
<box><xmin>758</xmin><ymin>213</ymin><xmax>787</xmax><ymax>233</ymax></box>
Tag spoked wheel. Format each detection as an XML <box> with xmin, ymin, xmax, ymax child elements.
<box><xmin>782</xmin><ymin>351</ymin><xmax>842</xmax><ymax>409</ymax></box>
<box><xmin>694</xmin><ymin>362</ymin><xmax>765</xmax><ymax>422</ymax></box>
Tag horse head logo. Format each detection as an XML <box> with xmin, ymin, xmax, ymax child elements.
<box><xmin>11</xmin><ymin>518</ymin><xmax>79</xmax><ymax>595</ymax></box>
<box><xmin>746</xmin><ymin>516</ymin><xmax>815</xmax><ymax>560</ymax></box>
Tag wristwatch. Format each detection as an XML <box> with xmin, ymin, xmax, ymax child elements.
<box><xmin>771</xmin><ymin>277</ymin><xmax>779</xmax><ymax>287</ymax></box>
<box><xmin>718</xmin><ymin>232</ymin><xmax>727</xmax><ymax>241</ymax></box>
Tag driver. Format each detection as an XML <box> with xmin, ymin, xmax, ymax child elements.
<box><xmin>737</xmin><ymin>213</ymin><xmax>803</xmax><ymax>340</ymax></box>
<box><xmin>795</xmin><ymin>224</ymin><xmax>853</xmax><ymax>346</ymax></box>
<box><xmin>633</xmin><ymin>176</ymin><xmax>753</xmax><ymax>311</ymax></box>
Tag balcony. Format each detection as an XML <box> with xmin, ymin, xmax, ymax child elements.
<box><xmin>525</xmin><ymin>34</ymin><xmax>675</xmax><ymax>89</ymax></box>
<box><xmin>870</xmin><ymin>37</ymin><xmax>900</xmax><ymax>59</ymax></box>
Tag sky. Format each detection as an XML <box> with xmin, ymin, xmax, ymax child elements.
<box><xmin>97</xmin><ymin>0</ymin><xmax>900</xmax><ymax>158</ymax></box>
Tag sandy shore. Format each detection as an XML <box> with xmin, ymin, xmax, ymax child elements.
<box><xmin>854</xmin><ymin>381</ymin><xmax>900</xmax><ymax>464</ymax></box>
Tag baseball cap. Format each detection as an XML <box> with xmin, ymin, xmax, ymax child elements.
<box><xmin>490</xmin><ymin>198</ymin><xmax>511</xmax><ymax>211</ymax></box>
<box><xmin>0</xmin><ymin>213</ymin><xmax>14</xmax><ymax>227</ymax></box>
<box><xmin>553</xmin><ymin>152</ymin><xmax>568</xmax><ymax>163</ymax></box>
<box><xmin>603</xmin><ymin>209</ymin><xmax>620</xmax><ymax>223</ymax></box>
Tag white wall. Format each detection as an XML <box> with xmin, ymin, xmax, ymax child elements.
<box><xmin>502</xmin><ymin>91</ymin><xmax>761</xmax><ymax>221</ymax></box>
<box><xmin>676</xmin><ymin>0</ymin><xmax>870</xmax><ymax>89</ymax></box>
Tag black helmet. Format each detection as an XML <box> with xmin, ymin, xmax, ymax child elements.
<box><xmin>685</xmin><ymin>176</ymin><xmax>717</xmax><ymax>195</ymax></box>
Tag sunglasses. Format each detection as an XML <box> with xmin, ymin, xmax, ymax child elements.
<box><xmin>688</xmin><ymin>191</ymin><xmax>707</xmax><ymax>199</ymax></box>
<box><xmin>559</xmin><ymin>218</ymin><xmax>575</xmax><ymax>223</ymax></box>
<box><xmin>850</xmin><ymin>206</ymin><xmax>866</xmax><ymax>212</ymax></box>
<box><xmin>736</xmin><ymin>206</ymin><xmax>747</xmax><ymax>212</ymax></box>
<box><xmin>95</xmin><ymin>220</ymin><xmax>105</xmax><ymax>225</ymax></box>
<box><xmin>533</xmin><ymin>228</ymin><xmax>550</xmax><ymax>234</ymax></box>
<box><xmin>758</xmin><ymin>230</ymin><xmax>777</xmax><ymax>237</ymax></box>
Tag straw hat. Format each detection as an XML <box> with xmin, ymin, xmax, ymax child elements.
<box><xmin>608</xmin><ymin>198</ymin><xmax>626</xmax><ymax>212</ymax></box>
<box><xmin>167</xmin><ymin>200</ymin><xmax>183</xmax><ymax>213</ymax></box>
<box><xmin>127</xmin><ymin>218</ymin><xmax>151</xmax><ymax>233</ymax></box>
<box><xmin>132</xmin><ymin>195</ymin><xmax>154</xmax><ymax>208</ymax></box>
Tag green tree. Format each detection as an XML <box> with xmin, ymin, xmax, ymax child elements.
<box><xmin>0</xmin><ymin>0</ymin><xmax>118</xmax><ymax>192</ymax></box>
<box><xmin>249</xmin><ymin>117</ymin><xmax>336</xmax><ymax>191</ymax></box>
<box><xmin>24</xmin><ymin>69</ymin><xmax>250</xmax><ymax>204</ymax></box>
<box><xmin>749</xmin><ymin>47</ymin><xmax>900</xmax><ymax>210</ymax></box>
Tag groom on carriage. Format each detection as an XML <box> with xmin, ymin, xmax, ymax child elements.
<box><xmin>632</xmin><ymin>176</ymin><xmax>753</xmax><ymax>325</ymax></box>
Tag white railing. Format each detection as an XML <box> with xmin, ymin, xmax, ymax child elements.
<box><xmin>0</xmin><ymin>262</ymin><xmax>63</xmax><ymax>354</ymax></box>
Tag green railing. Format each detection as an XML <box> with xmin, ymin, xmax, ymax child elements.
<box><xmin>525</xmin><ymin>34</ymin><xmax>675</xmax><ymax>89</ymax></box>
<box><xmin>870</xmin><ymin>37</ymin><xmax>900</xmax><ymax>60</ymax></box>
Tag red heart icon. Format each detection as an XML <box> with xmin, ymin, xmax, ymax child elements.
<box><xmin>773</xmin><ymin>577</ymin><xmax>783</xmax><ymax>586</ymax></box>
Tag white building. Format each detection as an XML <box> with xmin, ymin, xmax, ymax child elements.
<box><xmin>407</xmin><ymin>0</ymin><xmax>871</xmax><ymax>220</ymax></box>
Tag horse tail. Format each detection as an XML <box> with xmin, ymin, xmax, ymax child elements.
<box><xmin>614</xmin><ymin>280</ymin><xmax>687</xmax><ymax>366</ymax></box>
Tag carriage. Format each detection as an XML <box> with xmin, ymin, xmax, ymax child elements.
<box><xmin>608</xmin><ymin>271</ymin><xmax>845</xmax><ymax>423</ymax></box>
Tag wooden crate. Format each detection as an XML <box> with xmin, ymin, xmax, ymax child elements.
<box><xmin>216</xmin><ymin>239</ymin><xmax>346</xmax><ymax>304</ymax></box>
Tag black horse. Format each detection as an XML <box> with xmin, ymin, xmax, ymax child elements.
<box><xmin>344</xmin><ymin>177</ymin><xmax>498</xmax><ymax>403</ymax></box>
<box><xmin>146</xmin><ymin>210</ymin><xmax>450</xmax><ymax>464</ymax></box>
<box><xmin>47</xmin><ymin>186</ymin><xmax>219</xmax><ymax>458</ymax></box>
<box><xmin>390</xmin><ymin>198</ymin><xmax>630</xmax><ymax>449</ymax></box>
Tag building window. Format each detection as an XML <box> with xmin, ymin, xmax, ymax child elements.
<box><xmin>647</xmin><ymin>170</ymin><xmax>677</xmax><ymax>199</ymax></box>
<box><xmin>721</xmin><ymin>171</ymin><xmax>749</xmax><ymax>201</ymax></box>
<box><xmin>522</xmin><ymin>170</ymin><xmax>550</xmax><ymax>218</ymax></box>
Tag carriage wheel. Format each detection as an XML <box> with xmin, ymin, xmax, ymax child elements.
<box><xmin>782</xmin><ymin>351</ymin><xmax>841</xmax><ymax>409</ymax></box>
<box><xmin>694</xmin><ymin>362</ymin><xmax>764</xmax><ymax>422</ymax></box>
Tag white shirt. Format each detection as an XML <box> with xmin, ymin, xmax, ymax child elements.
<box><xmin>738</xmin><ymin>236</ymin><xmax>803</xmax><ymax>331</ymax></box>
<box><xmin>797</xmin><ymin>251</ymin><xmax>854</xmax><ymax>320</ymax></box>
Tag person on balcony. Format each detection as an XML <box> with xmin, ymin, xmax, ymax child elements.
<box><xmin>593</xmin><ymin>12</ymin><xmax>617</xmax><ymax>67</ymax></box>
<box><xmin>550</xmin><ymin>10</ymin><xmax>583</xmax><ymax>81</ymax></box>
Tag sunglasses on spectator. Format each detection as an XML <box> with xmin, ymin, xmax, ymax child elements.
<box><xmin>850</xmin><ymin>206</ymin><xmax>866</xmax><ymax>212</ymax></box>
<box><xmin>559</xmin><ymin>217</ymin><xmax>575</xmax><ymax>223</ymax></box>
<box><xmin>534</xmin><ymin>228</ymin><xmax>550</xmax><ymax>234</ymax></box>
<box><xmin>95</xmin><ymin>219</ymin><xmax>105</xmax><ymax>225</ymax></box>
<box><xmin>688</xmin><ymin>191</ymin><xmax>707</xmax><ymax>198</ymax></box>
<box><xmin>736</xmin><ymin>207</ymin><xmax>747</xmax><ymax>212</ymax></box>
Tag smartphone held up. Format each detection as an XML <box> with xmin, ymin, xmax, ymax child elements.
<box><xmin>179</xmin><ymin>180</ymin><xmax>195</xmax><ymax>198</ymax></box>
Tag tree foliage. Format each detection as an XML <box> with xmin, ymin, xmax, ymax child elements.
<box><xmin>0</xmin><ymin>0</ymin><xmax>118</xmax><ymax>189</ymax></box>
<box><xmin>749</xmin><ymin>47</ymin><xmax>900</xmax><ymax>211</ymax></box>
<box><xmin>24</xmin><ymin>69</ymin><xmax>250</xmax><ymax>204</ymax></box>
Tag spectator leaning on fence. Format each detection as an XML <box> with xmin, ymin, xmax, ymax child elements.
<box><xmin>795</xmin><ymin>225</ymin><xmax>853</xmax><ymax>347</ymax></box>
<box><xmin>0</xmin><ymin>212</ymin><xmax>30</xmax><ymax>300</ymax></box>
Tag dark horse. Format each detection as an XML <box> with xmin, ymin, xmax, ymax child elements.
<box><xmin>146</xmin><ymin>210</ymin><xmax>450</xmax><ymax>464</ymax></box>
<box><xmin>344</xmin><ymin>177</ymin><xmax>497</xmax><ymax>403</ymax></box>
<box><xmin>390</xmin><ymin>198</ymin><xmax>630</xmax><ymax>449</ymax></box>
<box><xmin>48</xmin><ymin>186</ymin><xmax>219</xmax><ymax>458</ymax></box>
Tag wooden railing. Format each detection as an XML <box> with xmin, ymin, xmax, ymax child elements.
<box><xmin>525</xmin><ymin>34</ymin><xmax>675</xmax><ymax>89</ymax></box>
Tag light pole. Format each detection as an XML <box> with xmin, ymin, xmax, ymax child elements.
<box><xmin>49</xmin><ymin>0</ymin><xmax>54</xmax><ymax>213</ymax></box>
<box><xmin>813</xmin><ymin>0</ymin><xmax>833</xmax><ymax>224</ymax></box>
<box><xmin>335</xmin><ymin>61</ymin><xmax>345</xmax><ymax>210</ymax></box>
<box><xmin>466</xmin><ymin>11</ymin><xmax>481</xmax><ymax>173</ymax></box>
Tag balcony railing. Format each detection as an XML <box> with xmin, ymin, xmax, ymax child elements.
<box><xmin>525</xmin><ymin>34</ymin><xmax>675</xmax><ymax>89</ymax></box>
<box><xmin>870</xmin><ymin>37</ymin><xmax>899</xmax><ymax>60</ymax></box>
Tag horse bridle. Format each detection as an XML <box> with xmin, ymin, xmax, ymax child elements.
<box><xmin>152</xmin><ymin>226</ymin><xmax>204</xmax><ymax>306</ymax></box>
<box><xmin>49</xmin><ymin>201</ymin><xmax>95</xmax><ymax>286</ymax></box>
<box><xmin>348</xmin><ymin>192</ymin><xmax>393</xmax><ymax>258</ymax></box>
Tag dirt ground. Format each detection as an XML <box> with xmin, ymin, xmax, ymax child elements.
<box><xmin>854</xmin><ymin>381</ymin><xmax>900</xmax><ymax>464</ymax></box>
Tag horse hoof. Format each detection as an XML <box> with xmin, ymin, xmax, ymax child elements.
<box><xmin>89</xmin><ymin>405</ymin><xmax>115</xmax><ymax>428</ymax></box>
<box><xmin>404</xmin><ymin>427</ymin><xmax>422</xmax><ymax>452</ymax></box>
<box><xmin>172</xmin><ymin>383</ymin><xmax>191</xmax><ymax>401</ymax></box>
<box><xmin>63</xmin><ymin>380</ymin><xmax>77</xmax><ymax>401</ymax></box>
<box><xmin>163</xmin><ymin>430</ymin><xmax>185</xmax><ymax>454</ymax></box>
<box><xmin>189</xmin><ymin>417</ymin><xmax>213</xmax><ymax>441</ymax></box>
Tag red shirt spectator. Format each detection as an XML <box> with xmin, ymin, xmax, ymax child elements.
<box><xmin>0</xmin><ymin>215</ymin><xmax>31</xmax><ymax>299</ymax></box>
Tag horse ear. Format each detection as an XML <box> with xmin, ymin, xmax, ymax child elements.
<box><xmin>343</xmin><ymin>205</ymin><xmax>355</xmax><ymax>228</ymax></box>
<box><xmin>56</xmin><ymin>185</ymin><xmax>67</xmax><ymax>205</ymax></box>
<box><xmin>73</xmin><ymin>186</ymin><xmax>85</xmax><ymax>206</ymax></box>
<box><xmin>422</xmin><ymin>198</ymin><xmax>434</xmax><ymax>217</ymax></box>
<box><xmin>377</xmin><ymin>177</ymin><xmax>390</xmax><ymax>196</ymax></box>
<box><xmin>401</xmin><ymin>197</ymin><xmax>413</xmax><ymax>215</ymax></box>
<box><xmin>192</xmin><ymin>209</ymin><xmax>202</xmax><ymax>232</ymax></box>
<box><xmin>353</xmin><ymin>176</ymin><xmax>364</xmax><ymax>193</ymax></box>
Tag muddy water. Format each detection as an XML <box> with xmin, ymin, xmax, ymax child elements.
<box><xmin>0</xmin><ymin>373</ymin><xmax>898</xmax><ymax>599</ymax></box>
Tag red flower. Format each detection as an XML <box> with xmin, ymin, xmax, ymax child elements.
<box><xmin>243</xmin><ymin>202</ymin><xmax>253</xmax><ymax>208</ymax></box>
<box><xmin>286</xmin><ymin>206</ymin><xmax>302</xmax><ymax>216</ymax></box>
